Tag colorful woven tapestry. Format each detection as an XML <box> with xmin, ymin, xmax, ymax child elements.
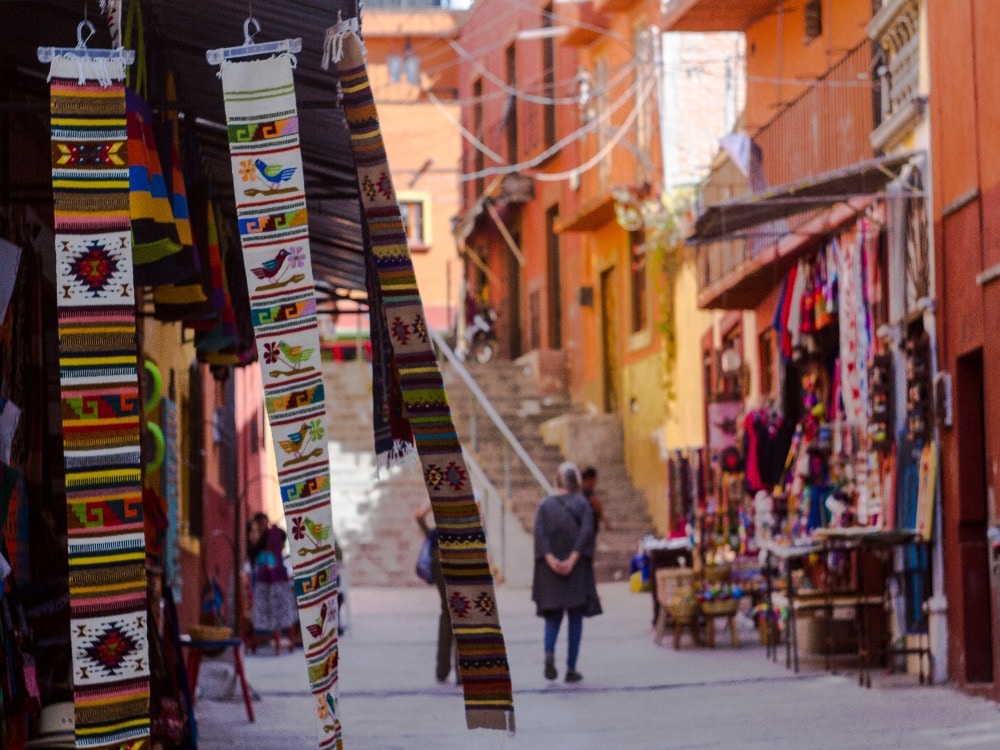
<box><xmin>328</xmin><ymin>32</ymin><xmax>515</xmax><ymax>734</ymax></box>
<box><xmin>218</xmin><ymin>54</ymin><xmax>342</xmax><ymax>749</ymax></box>
<box><xmin>48</xmin><ymin>57</ymin><xmax>150</xmax><ymax>749</ymax></box>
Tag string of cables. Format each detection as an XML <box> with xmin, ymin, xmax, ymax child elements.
<box><xmin>444</xmin><ymin>37</ymin><xmax>641</xmax><ymax>106</ymax></box>
<box><xmin>460</xmin><ymin>62</ymin><xmax>656</xmax><ymax>183</ymax></box>
<box><xmin>535</xmin><ymin>73</ymin><xmax>656</xmax><ymax>183</ymax></box>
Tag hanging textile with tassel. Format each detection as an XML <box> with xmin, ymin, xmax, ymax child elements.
<box><xmin>46</xmin><ymin>51</ymin><xmax>150</xmax><ymax>750</ymax></box>
<box><xmin>215</xmin><ymin>52</ymin><xmax>342</xmax><ymax>749</ymax></box>
<box><xmin>324</xmin><ymin>27</ymin><xmax>515</xmax><ymax>735</ymax></box>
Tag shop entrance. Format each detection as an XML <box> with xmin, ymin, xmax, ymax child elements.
<box><xmin>506</xmin><ymin>235</ymin><xmax>522</xmax><ymax>359</ymax></box>
<box><xmin>600</xmin><ymin>266</ymin><xmax>620</xmax><ymax>413</ymax></box>
<box><xmin>956</xmin><ymin>348</ymin><xmax>993</xmax><ymax>682</ymax></box>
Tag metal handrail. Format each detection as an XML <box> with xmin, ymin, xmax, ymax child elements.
<box><xmin>429</xmin><ymin>328</ymin><xmax>555</xmax><ymax>496</ymax></box>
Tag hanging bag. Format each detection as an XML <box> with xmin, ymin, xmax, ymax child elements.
<box><xmin>415</xmin><ymin>531</ymin><xmax>435</xmax><ymax>585</ymax></box>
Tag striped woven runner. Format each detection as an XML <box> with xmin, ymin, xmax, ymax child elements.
<box><xmin>218</xmin><ymin>54</ymin><xmax>342</xmax><ymax>749</ymax></box>
<box><xmin>48</xmin><ymin>59</ymin><xmax>150</xmax><ymax>749</ymax></box>
<box><xmin>330</xmin><ymin>32</ymin><xmax>515</xmax><ymax>734</ymax></box>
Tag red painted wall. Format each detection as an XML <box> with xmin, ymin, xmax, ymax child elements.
<box><xmin>930</xmin><ymin>0</ymin><xmax>1000</xmax><ymax>697</ymax></box>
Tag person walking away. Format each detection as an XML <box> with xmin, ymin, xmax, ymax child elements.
<box><xmin>580</xmin><ymin>466</ymin><xmax>612</xmax><ymax>539</ymax></box>
<box><xmin>532</xmin><ymin>462</ymin><xmax>602</xmax><ymax>683</ymax></box>
<box><xmin>415</xmin><ymin>502</ymin><xmax>459</xmax><ymax>684</ymax></box>
<box><xmin>248</xmin><ymin>512</ymin><xmax>298</xmax><ymax>655</ymax></box>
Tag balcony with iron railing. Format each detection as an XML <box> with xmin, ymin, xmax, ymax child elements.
<box><xmin>868</xmin><ymin>0</ymin><xmax>923</xmax><ymax>152</ymax></box>
<box><xmin>695</xmin><ymin>40</ymin><xmax>876</xmax><ymax>302</ymax></box>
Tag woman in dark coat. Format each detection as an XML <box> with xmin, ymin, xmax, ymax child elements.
<box><xmin>532</xmin><ymin>461</ymin><xmax>601</xmax><ymax>683</ymax></box>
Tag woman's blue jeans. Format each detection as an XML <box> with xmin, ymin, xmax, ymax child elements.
<box><xmin>544</xmin><ymin>607</ymin><xmax>584</xmax><ymax>670</ymax></box>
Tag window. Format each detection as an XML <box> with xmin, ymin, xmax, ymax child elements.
<box><xmin>543</xmin><ymin>4</ymin><xmax>556</xmax><ymax>148</ymax></box>
<box><xmin>473</xmin><ymin>78</ymin><xmax>484</xmax><ymax>199</ymax></box>
<box><xmin>804</xmin><ymin>0</ymin><xmax>822</xmax><ymax>41</ymax></box>
<box><xmin>529</xmin><ymin>290</ymin><xmax>541</xmax><ymax>351</ymax></box>
<box><xmin>505</xmin><ymin>45</ymin><xmax>518</xmax><ymax>164</ymax></box>
<box><xmin>595</xmin><ymin>57</ymin><xmax>610</xmax><ymax>190</ymax></box>
<box><xmin>546</xmin><ymin>204</ymin><xmax>562</xmax><ymax>349</ymax></box>
<box><xmin>399</xmin><ymin>198</ymin><xmax>429</xmax><ymax>251</ymax></box>
<box><xmin>632</xmin><ymin>24</ymin><xmax>654</xmax><ymax>181</ymax></box>
<box><xmin>629</xmin><ymin>230</ymin><xmax>648</xmax><ymax>333</ymax></box>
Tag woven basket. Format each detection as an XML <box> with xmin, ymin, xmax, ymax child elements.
<box><xmin>699</xmin><ymin>598</ymin><xmax>739</xmax><ymax>617</ymax></box>
<box><xmin>188</xmin><ymin>624</ymin><xmax>232</xmax><ymax>641</ymax></box>
<box><xmin>703</xmin><ymin>564</ymin><xmax>732</xmax><ymax>584</ymax></box>
<box><xmin>666</xmin><ymin>600</ymin><xmax>698</xmax><ymax>622</ymax></box>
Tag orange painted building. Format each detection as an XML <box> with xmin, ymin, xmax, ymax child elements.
<box><xmin>333</xmin><ymin>8</ymin><xmax>465</xmax><ymax>334</ymax></box>
<box><xmin>928</xmin><ymin>0</ymin><xmax>1000</xmax><ymax>699</ymax></box>
<box><xmin>454</xmin><ymin>0</ymin><xmax>673</xmax><ymax>518</ymax></box>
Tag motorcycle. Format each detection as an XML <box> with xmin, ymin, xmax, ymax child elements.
<box><xmin>459</xmin><ymin>307</ymin><xmax>498</xmax><ymax>364</ymax></box>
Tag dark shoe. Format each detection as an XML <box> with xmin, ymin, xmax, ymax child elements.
<box><xmin>544</xmin><ymin>653</ymin><xmax>557</xmax><ymax>680</ymax></box>
<box><xmin>565</xmin><ymin>669</ymin><xmax>583</xmax><ymax>683</ymax></box>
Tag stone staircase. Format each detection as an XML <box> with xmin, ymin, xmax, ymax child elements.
<box><xmin>442</xmin><ymin>356</ymin><xmax>655</xmax><ymax>582</ymax></box>
<box><xmin>322</xmin><ymin>359</ymin><xmax>431</xmax><ymax>588</ymax></box>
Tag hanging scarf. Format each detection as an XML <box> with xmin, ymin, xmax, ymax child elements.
<box><xmin>837</xmin><ymin>228</ymin><xmax>871</xmax><ymax>427</ymax></box>
<box><xmin>151</xmin><ymin>117</ymin><xmax>211</xmax><ymax>320</ymax></box>
<box><xmin>48</xmin><ymin>57</ymin><xmax>150</xmax><ymax>749</ymax></box>
<box><xmin>217</xmin><ymin>53</ymin><xmax>342</xmax><ymax>749</ymax></box>
<box><xmin>192</xmin><ymin>198</ymin><xmax>242</xmax><ymax>361</ymax></box>
<box><xmin>365</xmin><ymin>235</ymin><xmax>416</xmax><ymax>468</ymax></box>
<box><xmin>327</xmin><ymin>31</ymin><xmax>515</xmax><ymax>734</ymax></box>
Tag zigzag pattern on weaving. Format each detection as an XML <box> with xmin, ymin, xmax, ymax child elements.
<box><xmin>218</xmin><ymin>54</ymin><xmax>342</xmax><ymax>750</ymax></box>
<box><xmin>49</xmin><ymin>73</ymin><xmax>150</xmax><ymax>750</ymax></box>
<box><xmin>333</xmin><ymin>36</ymin><xmax>514</xmax><ymax>733</ymax></box>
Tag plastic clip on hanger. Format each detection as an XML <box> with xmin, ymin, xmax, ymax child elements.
<box><xmin>38</xmin><ymin>19</ymin><xmax>136</xmax><ymax>83</ymax></box>
<box><xmin>205</xmin><ymin>17</ymin><xmax>303</xmax><ymax>67</ymax></box>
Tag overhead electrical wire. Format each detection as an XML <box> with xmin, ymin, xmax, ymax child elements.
<box><xmin>535</xmin><ymin>75</ymin><xmax>655</xmax><ymax>182</ymax></box>
<box><xmin>460</xmin><ymin>63</ymin><xmax>655</xmax><ymax>182</ymax></box>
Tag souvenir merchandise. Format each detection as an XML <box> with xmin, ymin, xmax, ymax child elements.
<box><xmin>328</xmin><ymin>30</ymin><xmax>515</xmax><ymax>734</ymax></box>
<box><xmin>218</xmin><ymin>52</ymin><xmax>342</xmax><ymax>749</ymax></box>
<box><xmin>47</xmin><ymin>57</ymin><xmax>150</xmax><ymax>749</ymax></box>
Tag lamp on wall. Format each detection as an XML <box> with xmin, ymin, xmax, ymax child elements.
<box><xmin>388</xmin><ymin>39</ymin><xmax>420</xmax><ymax>85</ymax></box>
<box><xmin>720</xmin><ymin>348</ymin><xmax>742</xmax><ymax>374</ymax></box>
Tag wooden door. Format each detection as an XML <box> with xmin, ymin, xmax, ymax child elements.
<box><xmin>600</xmin><ymin>266</ymin><xmax>619</xmax><ymax>413</ymax></box>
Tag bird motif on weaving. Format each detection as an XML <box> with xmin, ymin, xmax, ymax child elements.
<box><xmin>255</xmin><ymin>158</ymin><xmax>296</xmax><ymax>186</ymax></box>
<box><xmin>250</xmin><ymin>247</ymin><xmax>307</xmax><ymax>292</ymax></box>
<box><xmin>263</xmin><ymin>340</ymin><xmax>316</xmax><ymax>377</ymax></box>
<box><xmin>305</xmin><ymin>601</ymin><xmax>336</xmax><ymax>644</ymax></box>
<box><xmin>277</xmin><ymin>419</ymin><xmax>324</xmax><ymax>466</ymax></box>
<box><xmin>317</xmin><ymin>691</ymin><xmax>341</xmax><ymax>736</ymax></box>
<box><xmin>291</xmin><ymin>515</ymin><xmax>333</xmax><ymax>556</ymax></box>
<box><xmin>241</xmin><ymin>157</ymin><xmax>298</xmax><ymax>197</ymax></box>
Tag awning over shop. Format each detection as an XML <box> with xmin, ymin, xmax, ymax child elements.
<box><xmin>453</xmin><ymin>174</ymin><xmax>534</xmax><ymax>246</ymax></box>
<box><xmin>3</xmin><ymin>0</ymin><xmax>366</xmax><ymax>301</ymax></box>
<box><xmin>689</xmin><ymin>151</ymin><xmax>922</xmax><ymax>246</ymax></box>
<box><xmin>691</xmin><ymin>151</ymin><xmax>926</xmax><ymax>310</ymax></box>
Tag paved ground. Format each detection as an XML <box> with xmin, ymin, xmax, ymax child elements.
<box><xmin>193</xmin><ymin>579</ymin><xmax>1000</xmax><ymax>750</ymax></box>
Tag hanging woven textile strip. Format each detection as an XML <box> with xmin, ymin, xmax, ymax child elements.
<box><xmin>48</xmin><ymin>57</ymin><xmax>150</xmax><ymax>749</ymax></box>
<box><xmin>218</xmin><ymin>54</ymin><xmax>342</xmax><ymax>749</ymax></box>
<box><xmin>327</xmin><ymin>32</ymin><xmax>515</xmax><ymax>734</ymax></box>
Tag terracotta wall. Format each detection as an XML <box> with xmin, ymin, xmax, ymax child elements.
<box><xmin>929</xmin><ymin>0</ymin><xmax>1000</xmax><ymax>696</ymax></box>
<box><xmin>742</xmin><ymin>0</ymin><xmax>872</xmax><ymax>130</ymax></box>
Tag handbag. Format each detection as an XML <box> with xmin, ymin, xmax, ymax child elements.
<box><xmin>415</xmin><ymin>533</ymin><xmax>435</xmax><ymax>584</ymax></box>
